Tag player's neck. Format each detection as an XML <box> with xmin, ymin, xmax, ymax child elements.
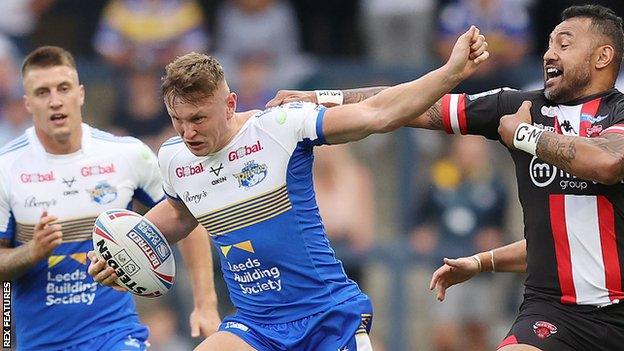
<box><xmin>217</xmin><ymin>111</ymin><xmax>255</xmax><ymax>152</ymax></box>
<box><xmin>36</xmin><ymin>127</ymin><xmax>82</xmax><ymax>155</ymax></box>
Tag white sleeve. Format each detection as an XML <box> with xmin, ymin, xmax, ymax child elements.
<box><xmin>256</xmin><ymin>102</ymin><xmax>327</xmax><ymax>151</ymax></box>
<box><xmin>128</xmin><ymin>142</ymin><xmax>165</xmax><ymax>206</ymax></box>
<box><xmin>0</xmin><ymin>176</ymin><xmax>14</xmax><ymax>243</ymax></box>
<box><xmin>157</xmin><ymin>139</ymin><xmax>181</xmax><ymax>201</ymax></box>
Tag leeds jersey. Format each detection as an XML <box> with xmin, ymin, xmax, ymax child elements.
<box><xmin>158</xmin><ymin>102</ymin><xmax>363</xmax><ymax>323</ymax></box>
<box><xmin>441</xmin><ymin>88</ymin><xmax>624</xmax><ymax>307</ymax></box>
<box><xmin>0</xmin><ymin>124</ymin><xmax>163</xmax><ymax>350</ymax></box>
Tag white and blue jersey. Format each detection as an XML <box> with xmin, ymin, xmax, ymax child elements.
<box><xmin>0</xmin><ymin>124</ymin><xmax>162</xmax><ymax>350</ymax></box>
<box><xmin>158</xmin><ymin>102</ymin><xmax>366</xmax><ymax>324</ymax></box>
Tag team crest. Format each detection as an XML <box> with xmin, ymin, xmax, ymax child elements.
<box><xmin>86</xmin><ymin>181</ymin><xmax>118</xmax><ymax>204</ymax></box>
<box><xmin>533</xmin><ymin>321</ymin><xmax>557</xmax><ymax>339</ymax></box>
<box><xmin>233</xmin><ymin>160</ymin><xmax>268</xmax><ymax>188</ymax></box>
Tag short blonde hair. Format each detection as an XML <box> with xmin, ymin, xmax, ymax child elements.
<box><xmin>161</xmin><ymin>52</ymin><xmax>225</xmax><ymax>107</ymax></box>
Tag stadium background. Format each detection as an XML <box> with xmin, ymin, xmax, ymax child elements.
<box><xmin>0</xmin><ymin>0</ymin><xmax>623</xmax><ymax>350</ymax></box>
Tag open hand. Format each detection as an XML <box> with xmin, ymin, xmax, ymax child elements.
<box><xmin>429</xmin><ymin>256</ymin><xmax>480</xmax><ymax>301</ymax></box>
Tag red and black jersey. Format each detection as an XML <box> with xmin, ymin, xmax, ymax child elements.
<box><xmin>441</xmin><ymin>88</ymin><xmax>624</xmax><ymax>307</ymax></box>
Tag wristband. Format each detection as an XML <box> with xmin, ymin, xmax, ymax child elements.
<box><xmin>315</xmin><ymin>90</ymin><xmax>344</xmax><ymax>105</ymax></box>
<box><xmin>471</xmin><ymin>254</ymin><xmax>483</xmax><ymax>272</ymax></box>
<box><xmin>513</xmin><ymin>122</ymin><xmax>543</xmax><ymax>156</ymax></box>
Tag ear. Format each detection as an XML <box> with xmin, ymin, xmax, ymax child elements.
<box><xmin>23</xmin><ymin>94</ymin><xmax>32</xmax><ymax>114</ymax></box>
<box><xmin>79</xmin><ymin>84</ymin><xmax>85</xmax><ymax>107</ymax></box>
<box><xmin>226</xmin><ymin>92</ymin><xmax>237</xmax><ymax>118</ymax></box>
<box><xmin>595</xmin><ymin>44</ymin><xmax>615</xmax><ymax>69</ymax></box>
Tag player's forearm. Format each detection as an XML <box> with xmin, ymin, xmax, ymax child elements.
<box><xmin>178</xmin><ymin>225</ymin><xmax>218</xmax><ymax>308</ymax></box>
<box><xmin>145</xmin><ymin>200</ymin><xmax>198</xmax><ymax>244</ymax></box>
<box><xmin>341</xmin><ymin>86</ymin><xmax>389</xmax><ymax>104</ymax></box>
<box><xmin>536</xmin><ymin>132</ymin><xmax>624</xmax><ymax>185</ymax></box>
<box><xmin>475</xmin><ymin>239</ymin><xmax>527</xmax><ymax>273</ymax></box>
<box><xmin>364</xmin><ymin>66</ymin><xmax>462</xmax><ymax>132</ymax></box>
<box><xmin>0</xmin><ymin>244</ymin><xmax>37</xmax><ymax>281</ymax></box>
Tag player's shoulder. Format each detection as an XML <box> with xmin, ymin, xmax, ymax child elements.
<box><xmin>466</xmin><ymin>87</ymin><xmax>540</xmax><ymax>102</ymax></box>
<box><xmin>0</xmin><ymin>133</ymin><xmax>31</xmax><ymax>160</ymax></box>
<box><xmin>157</xmin><ymin>136</ymin><xmax>187</xmax><ymax>165</ymax></box>
<box><xmin>89</xmin><ymin>126</ymin><xmax>143</xmax><ymax>147</ymax></box>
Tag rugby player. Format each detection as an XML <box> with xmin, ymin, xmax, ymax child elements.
<box><xmin>0</xmin><ymin>46</ymin><xmax>220</xmax><ymax>350</ymax></box>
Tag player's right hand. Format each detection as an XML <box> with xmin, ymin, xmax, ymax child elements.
<box><xmin>87</xmin><ymin>250</ymin><xmax>127</xmax><ymax>292</ymax></box>
<box><xmin>265</xmin><ymin>90</ymin><xmax>316</xmax><ymax>108</ymax></box>
<box><xmin>429</xmin><ymin>256</ymin><xmax>481</xmax><ymax>301</ymax></box>
<box><xmin>27</xmin><ymin>211</ymin><xmax>63</xmax><ymax>263</ymax></box>
<box><xmin>444</xmin><ymin>26</ymin><xmax>489</xmax><ymax>81</ymax></box>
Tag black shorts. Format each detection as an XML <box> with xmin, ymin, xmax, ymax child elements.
<box><xmin>498</xmin><ymin>294</ymin><xmax>624</xmax><ymax>351</ymax></box>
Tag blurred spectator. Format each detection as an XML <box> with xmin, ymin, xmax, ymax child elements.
<box><xmin>0</xmin><ymin>35</ymin><xmax>30</xmax><ymax>146</ymax></box>
<box><xmin>93</xmin><ymin>0</ymin><xmax>209</xmax><ymax>70</ymax></box>
<box><xmin>361</xmin><ymin>0</ymin><xmax>435</xmax><ymax>66</ymax></box>
<box><xmin>139</xmin><ymin>300</ymin><xmax>192</xmax><ymax>351</ymax></box>
<box><xmin>110</xmin><ymin>68</ymin><xmax>175</xmax><ymax>151</ymax></box>
<box><xmin>313</xmin><ymin>144</ymin><xmax>375</xmax><ymax>287</ymax></box>
<box><xmin>436</xmin><ymin>0</ymin><xmax>535</xmax><ymax>91</ymax></box>
<box><xmin>232</xmin><ymin>53</ymin><xmax>274</xmax><ymax>111</ymax></box>
<box><xmin>0</xmin><ymin>0</ymin><xmax>55</xmax><ymax>54</ymax></box>
<box><xmin>214</xmin><ymin>0</ymin><xmax>314</xmax><ymax>89</ymax></box>
<box><xmin>409</xmin><ymin>136</ymin><xmax>507</xmax><ymax>351</ymax></box>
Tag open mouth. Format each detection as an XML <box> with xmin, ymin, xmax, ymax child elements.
<box><xmin>186</xmin><ymin>141</ymin><xmax>203</xmax><ymax>149</ymax></box>
<box><xmin>50</xmin><ymin>113</ymin><xmax>68</xmax><ymax>124</ymax></box>
<box><xmin>545</xmin><ymin>67</ymin><xmax>563</xmax><ymax>83</ymax></box>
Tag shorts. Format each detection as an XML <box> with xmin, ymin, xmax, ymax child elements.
<box><xmin>61</xmin><ymin>325</ymin><xmax>148</xmax><ymax>351</ymax></box>
<box><xmin>498</xmin><ymin>295</ymin><xmax>624</xmax><ymax>351</ymax></box>
<box><xmin>219</xmin><ymin>294</ymin><xmax>373</xmax><ymax>351</ymax></box>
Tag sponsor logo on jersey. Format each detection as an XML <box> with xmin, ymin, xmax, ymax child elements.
<box><xmin>541</xmin><ymin>105</ymin><xmax>558</xmax><ymax>117</ymax></box>
<box><xmin>211</xmin><ymin>176</ymin><xmax>227</xmax><ymax>185</ymax></box>
<box><xmin>533</xmin><ymin>321</ymin><xmax>557</xmax><ymax>339</ymax></box>
<box><xmin>184</xmin><ymin>190</ymin><xmax>207</xmax><ymax>204</ymax></box>
<box><xmin>62</xmin><ymin>177</ymin><xmax>79</xmax><ymax>196</ymax></box>
<box><xmin>233</xmin><ymin>161</ymin><xmax>267</xmax><ymax>188</ymax></box>
<box><xmin>209</xmin><ymin>163</ymin><xmax>224</xmax><ymax>176</ymax></box>
<box><xmin>528</xmin><ymin>156</ymin><xmax>618</xmax><ymax>190</ymax></box>
<box><xmin>587</xmin><ymin>114</ymin><xmax>609</xmax><ymax>124</ymax></box>
<box><xmin>81</xmin><ymin>163</ymin><xmax>115</xmax><ymax>177</ymax></box>
<box><xmin>95</xmin><ymin>239</ymin><xmax>147</xmax><ymax>294</ymax></box>
<box><xmin>228</xmin><ymin>141</ymin><xmax>263</xmax><ymax>162</ymax></box>
<box><xmin>86</xmin><ymin>181</ymin><xmax>118</xmax><ymax>204</ymax></box>
<box><xmin>24</xmin><ymin>196</ymin><xmax>57</xmax><ymax>209</ymax></box>
<box><xmin>586</xmin><ymin>124</ymin><xmax>603</xmax><ymax>137</ymax></box>
<box><xmin>175</xmin><ymin>163</ymin><xmax>205</xmax><ymax>178</ymax></box>
<box><xmin>20</xmin><ymin>171</ymin><xmax>55</xmax><ymax>183</ymax></box>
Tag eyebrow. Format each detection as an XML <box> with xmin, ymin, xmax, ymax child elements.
<box><xmin>550</xmin><ymin>31</ymin><xmax>574</xmax><ymax>41</ymax></box>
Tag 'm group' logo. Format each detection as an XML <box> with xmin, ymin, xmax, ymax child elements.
<box><xmin>529</xmin><ymin>157</ymin><xmax>557</xmax><ymax>187</ymax></box>
<box><xmin>20</xmin><ymin>171</ymin><xmax>55</xmax><ymax>183</ymax></box>
<box><xmin>81</xmin><ymin>163</ymin><xmax>115</xmax><ymax>177</ymax></box>
<box><xmin>175</xmin><ymin>163</ymin><xmax>205</xmax><ymax>178</ymax></box>
<box><xmin>228</xmin><ymin>141</ymin><xmax>263</xmax><ymax>162</ymax></box>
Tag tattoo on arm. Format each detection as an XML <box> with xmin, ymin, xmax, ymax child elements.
<box><xmin>536</xmin><ymin>132</ymin><xmax>576</xmax><ymax>172</ymax></box>
<box><xmin>424</xmin><ymin>101</ymin><xmax>443</xmax><ymax>130</ymax></box>
<box><xmin>343</xmin><ymin>86</ymin><xmax>389</xmax><ymax>104</ymax></box>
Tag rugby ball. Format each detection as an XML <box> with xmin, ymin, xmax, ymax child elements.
<box><xmin>92</xmin><ymin>209</ymin><xmax>175</xmax><ymax>297</ymax></box>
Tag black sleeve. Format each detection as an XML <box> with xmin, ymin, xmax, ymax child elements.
<box><xmin>441</xmin><ymin>88</ymin><xmax>535</xmax><ymax>140</ymax></box>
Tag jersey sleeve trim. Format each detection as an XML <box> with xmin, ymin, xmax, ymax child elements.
<box><xmin>441</xmin><ymin>94</ymin><xmax>467</xmax><ymax>135</ymax></box>
<box><xmin>601</xmin><ymin>124</ymin><xmax>624</xmax><ymax>136</ymax></box>
<box><xmin>164</xmin><ymin>188</ymin><xmax>182</xmax><ymax>202</ymax></box>
<box><xmin>315</xmin><ymin>107</ymin><xmax>327</xmax><ymax>144</ymax></box>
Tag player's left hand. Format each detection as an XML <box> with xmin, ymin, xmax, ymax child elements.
<box><xmin>444</xmin><ymin>26</ymin><xmax>489</xmax><ymax>81</ymax></box>
<box><xmin>189</xmin><ymin>304</ymin><xmax>221</xmax><ymax>338</ymax></box>
<box><xmin>87</xmin><ymin>250</ymin><xmax>127</xmax><ymax>292</ymax></box>
<box><xmin>499</xmin><ymin>100</ymin><xmax>533</xmax><ymax>148</ymax></box>
<box><xmin>265</xmin><ymin>90</ymin><xmax>316</xmax><ymax>108</ymax></box>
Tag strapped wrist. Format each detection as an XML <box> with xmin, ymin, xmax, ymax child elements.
<box><xmin>315</xmin><ymin>90</ymin><xmax>343</xmax><ymax>105</ymax></box>
<box><xmin>513</xmin><ymin>122</ymin><xmax>543</xmax><ymax>156</ymax></box>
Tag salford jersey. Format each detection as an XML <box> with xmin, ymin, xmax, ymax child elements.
<box><xmin>0</xmin><ymin>124</ymin><xmax>163</xmax><ymax>350</ymax></box>
<box><xmin>158</xmin><ymin>102</ymin><xmax>363</xmax><ymax>323</ymax></box>
<box><xmin>442</xmin><ymin>88</ymin><xmax>624</xmax><ymax>307</ymax></box>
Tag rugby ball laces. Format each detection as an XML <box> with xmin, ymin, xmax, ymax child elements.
<box><xmin>92</xmin><ymin>209</ymin><xmax>175</xmax><ymax>297</ymax></box>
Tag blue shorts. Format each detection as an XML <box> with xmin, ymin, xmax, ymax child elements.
<box><xmin>61</xmin><ymin>325</ymin><xmax>148</xmax><ymax>351</ymax></box>
<box><xmin>219</xmin><ymin>294</ymin><xmax>373</xmax><ymax>351</ymax></box>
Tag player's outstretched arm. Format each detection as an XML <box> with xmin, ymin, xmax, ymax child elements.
<box><xmin>320</xmin><ymin>26</ymin><xmax>488</xmax><ymax>144</ymax></box>
<box><xmin>430</xmin><ymin>239</ymin><xmax>527</xmax><ymax>301</ymax></box>
<box><xmin>178</xmin><ymin>225</ymin><xmax>221</xmax><ymax>338</ymax></box>
<box><xmin>0</xmin><ymin>211</ymin><xmax>62</xmax><ymax>281</ymax></box>
<box><xmin>499</xmin><ymin>101</ymin><xmax>624</xmax><ymax>185</ymax></box>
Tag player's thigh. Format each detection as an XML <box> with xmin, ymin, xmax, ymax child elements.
<box><xmin>195</xmin><ymin>331</ymin><xmax>257</xmax><ymax>351</ymax></box>
<box><xmin>499</xmin><ymin>345</ymin><xmax>543</xmax><ymax>351</ymax></box>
